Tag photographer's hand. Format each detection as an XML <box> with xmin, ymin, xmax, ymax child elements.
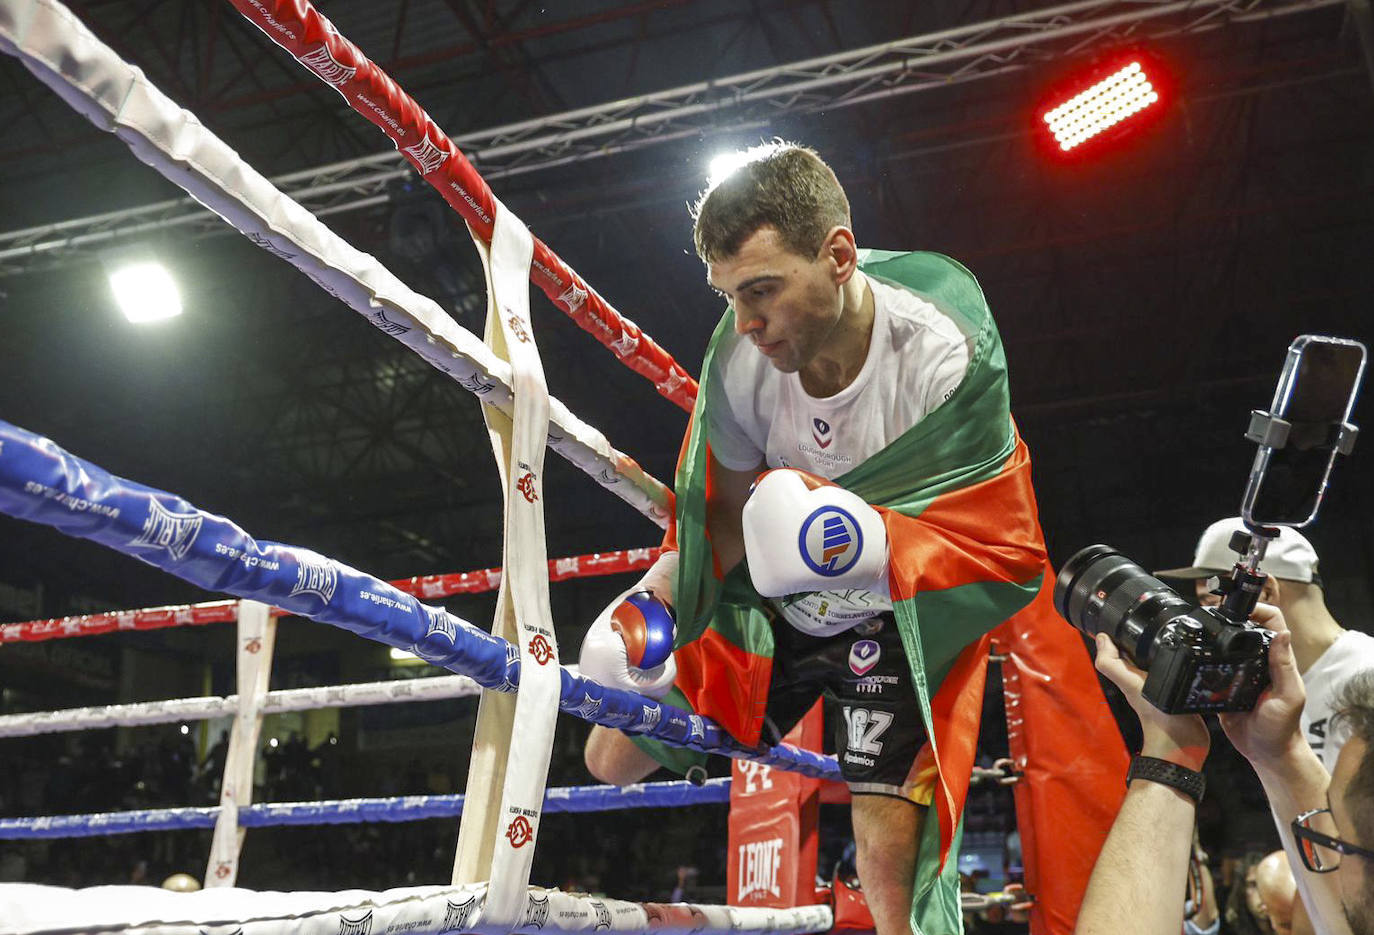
<box><xmin>1217</xmin><ymin>603</ymin><xmax>1306</xmax><ymax>766</ymax></box>
<box><xmin>1075</xmin><ymin>634</ymin><xmax>1209</xmax><ymax>935</ymax></box>
<box><xmin>1094</xmin><ymin>633</ymin><xmax>1210</xmax><ymax>769</ymax></box>
<box><xmin>1219</xmin><ymin>604</ymin><xmax>1352</xmax><ymax>935</ymax></box>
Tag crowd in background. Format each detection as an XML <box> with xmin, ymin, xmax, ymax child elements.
<box><xmin>0</xmin><ymin>673</ymin><xmax>1312</xmax><ymax>935</ymax></box>
<box><xmin>0</xmin><ymin>721</ymin><xmax>730</xmax><ymax>901</ymax></box>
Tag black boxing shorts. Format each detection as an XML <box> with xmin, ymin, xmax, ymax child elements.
<box><xmin>763</xmin><ymin>614</ymin><xmax>935</xmax><ymax>803</ymax></box>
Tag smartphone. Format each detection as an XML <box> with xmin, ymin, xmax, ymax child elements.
<box><xmin>1241</xmin><ymin>335</ymin><xmax>1366</xmax><ymax>527</ymax></box>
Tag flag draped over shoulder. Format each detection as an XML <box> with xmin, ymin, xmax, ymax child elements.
<box><xmin>635</xmin><ymin>251</ymin><xmax>1127</xmax><ymax>934</ymax></box>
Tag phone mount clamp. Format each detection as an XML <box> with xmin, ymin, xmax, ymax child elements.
<box><xmin>1221</xmin><ymin>403</ymin><xmax>1362</xmax><ymax>623</ymax></box>
<box><xmin>1245</xmin><ymin>409</ymin><xmax>1360</xmax><ymax>455</ymax></box>
<box><xmin>1215</xmin><ymin>527</ymin><xmax>1278</xmax><ymax>624</ymax></box>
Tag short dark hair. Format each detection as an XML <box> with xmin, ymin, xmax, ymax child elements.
<box><xmin>691</xmin><ymin>142</ymin><xmax>851</xmax><ymax>264</ymax></box>
<box><xmin>1331</xmin><ymin>670</ymin><xmax>1374</xmax><ymax>845</ymax></box>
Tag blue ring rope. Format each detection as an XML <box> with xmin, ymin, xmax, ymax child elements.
<box><xmin>0</xmin><ymin>419</ymin><xmax>840</xmax><ymax>782</ymax></box>
<box><xmin>0</xmin><ymin>779</ymin><xmax>732</xmax><ymax>840</ymax></box>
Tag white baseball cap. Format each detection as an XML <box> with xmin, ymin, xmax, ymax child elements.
<box><xmin>1155</xmin><ymin>517</ymin><xmax>1320</xmax><ymax>583</ymax></box>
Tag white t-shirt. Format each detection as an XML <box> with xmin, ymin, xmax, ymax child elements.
<box><xmin>706</xmin><ymin>274</ymin><xmax>972</xmax><ymax>635</ymax></box>
<box><xmin>706</xmin><ymin>274</ymin><xmax>971</xmax><ymax>477</ymax></box>
<box><xmin>1301</xmin><ymin>629</ymin><xmax>1374</xmax><ymax>772</ymax></box>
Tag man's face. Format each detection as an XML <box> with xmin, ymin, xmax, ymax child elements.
<box><xmin>706</xmin><ymin>226</ymin><xmax>844</xmax><ymax>375</ymax></box>
<box><xmin>1243</xmin><ymin>864</ymin><xmax>1274</xmax><ymax>934</ymax></box>
<box><xmin>1331</xmin><ymin>736</ymin><xmax>1373</xmax><ymax>935</ymax></box>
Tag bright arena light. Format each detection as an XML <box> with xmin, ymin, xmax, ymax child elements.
<box><xmin>707</xmin><ymin>150</ymin><xmax>755</xmax><ymax>188</ymax></box>
<box><xmin>390</xmin><ymin>647</ymin><xmax>424</xmax><ymax>664</ymax></box>
<box><xmin>1041</xmin><ymin>61</ymin><xmax>1161</xmax><ymax>152</ymax></box>
<box><xmin>108</xmin><ymin>261</ymin><xmax>182</xmax><ymax>324</ymax></box>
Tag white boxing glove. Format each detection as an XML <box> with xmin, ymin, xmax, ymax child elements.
<box><xmin>742</xmin><ymin>469</ymin><xmax>890</xmax><ymax>599</ymax></box>
<box><xmin>578</xmin><ymin>586</ymin><xmax>678</xmax><ymax>700</ymax></box>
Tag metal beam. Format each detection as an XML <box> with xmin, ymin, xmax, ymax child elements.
<box><xmin>0</xmin><ymin>0</ymin><xmax>1345</xmax><ymax>276</ymax></box>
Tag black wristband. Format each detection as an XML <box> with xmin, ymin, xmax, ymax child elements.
<box><xmin>1127</xmin><ymin>755</ymin><xmax>1206</xmax><ymax>803</ymax></box>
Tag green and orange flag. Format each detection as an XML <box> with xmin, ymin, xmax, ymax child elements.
<box><xmin>637</xmin><ymin>251</ymin><xmax>1128</xmax><ymax>934</ymax></box>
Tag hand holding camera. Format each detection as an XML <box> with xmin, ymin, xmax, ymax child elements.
<box><xmin>1215</xmin><ymin>603</ymin><xmax>1309</xmax><ymax>768</ymax></box>
<box><xmin>1093</xmin><ymin>631</ymin><xmax>1210</xmax><ymax>770</ymax></box>
<box><xmin>1092</xmin><ymin>599</ymin><xmax>1308</xmax><ymax>773</ymax></box>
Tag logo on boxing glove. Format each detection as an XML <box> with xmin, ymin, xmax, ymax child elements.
<box><xmin>610</xmin><ymin>591</ymin><xmax>675</xmax><ymax>669</ymax></box>
<box><xmin>798</xmin><ymin>506</ymin><xmax>864</xmax><ymax>576</ymax></box>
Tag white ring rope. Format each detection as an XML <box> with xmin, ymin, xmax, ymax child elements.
<box><xmin>0</xmin><ymin>674</ymin><xmax>483</xmax><ymax>738</ymax></box>
<box><xmin>0</xmin><ymin>882</ymin><xmax>834</xmax><ymax>935</ymax></box>
<box><xmin>459</xmin><ymin>197</ymin><xmax>561</xmax><ymax>921</ymax></box>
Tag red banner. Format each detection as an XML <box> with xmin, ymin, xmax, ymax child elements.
<box><xmin>227</xmin><ymin>0</ymin><xmax>697</xmax><ymax>412</ymax></box>
<box><xmin>727</xmin><ymin>701</ymin><xmax>825</xmax><ymax>909</ymax></box>
<box><xmin>1000</xmin><ymin>579</ymin><xmax>1129</xmax><ymax>935</ymax></box>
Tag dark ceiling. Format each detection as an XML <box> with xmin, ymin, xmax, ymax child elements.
<box><xmin>1</xmin><ymin>0</ymin><xmax>1372</xmax><ymax>632</ymax></box>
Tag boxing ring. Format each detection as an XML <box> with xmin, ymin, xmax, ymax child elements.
<box><xmin>0</xmin><ymin>0</ymin><xmax>849</xmax><ymax>931</ymax></box>
<box><xmin>0</xmin><ymin>0</ymin><xmax>1086</xmax><ymax>932</ymax></box>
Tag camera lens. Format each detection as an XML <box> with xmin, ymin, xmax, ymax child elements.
<box><xmin>1054</xmin><ymin>545</ymin><xmax>1196</xmax><ymax>668</ymax></box>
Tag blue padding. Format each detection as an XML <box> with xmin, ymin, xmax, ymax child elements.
<box><xmin>0</xmin><ymin>779</ymin><xmax>733</xmax><ymax>839</ymax></box>
<box><xmin>0</xmin><ymin>419</ymin><xmax>839</xmax><ymax>782</ymax></box>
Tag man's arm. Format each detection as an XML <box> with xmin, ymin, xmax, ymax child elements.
<box><xmin>1235</xmin><ymin>740</ymin><xmax>1347</xmax><ymax>935</ymax></box>
<box><xmin>1075</xmin><ymin>633</ymin><xmax>1211</xmax><ymax>935</ymax></box>
<box><xmin>1185</xmin><ymin>841</ymin><xmax>1219</xmax><ymax>935</ymax></box>
<box><xmin>704</xmin><ymin>453</ymin><xmax>764</xmax><ymax>578</ymax></box>
<box><xmin>1218</xmin><ymin>604</ymin><xmax>1353</xmax><ymax>935</ymax></box>
<box><xmin>1079</xmin><ymin>780</ymin><xmax>1198</xmax><ymax>935</ymax></box>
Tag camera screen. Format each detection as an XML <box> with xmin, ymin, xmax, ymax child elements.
<box><xmin>1250</xmin><ymin>340</ymin><xmax>1364</xmax><ymax>525</ymax></box>
<box><xmin>1184</xmin><ymin>663</ymin><xmax>1250</xmax><ymax>711</ymax></box>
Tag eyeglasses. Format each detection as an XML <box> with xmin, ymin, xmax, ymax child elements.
<box><xmin>1291</xmin><ymin>808</ymin><xmax>1374</xmax><ymax>872</ymax></box>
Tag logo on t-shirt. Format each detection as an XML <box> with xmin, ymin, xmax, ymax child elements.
<box><xmin>849</xmin><ymin>639</ymin><xmax>881</xmax><ymax>676</ymax></box>
<box><xmin>798</xmin><ymin>506</ymin><xmax>864</xmax><ymax>576</ymax></box>
<box><xmin>812</xmin><ymin>417</ymin><xmax>833</xmax><ymax>449</ymax></box>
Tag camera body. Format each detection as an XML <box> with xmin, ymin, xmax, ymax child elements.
<box><xmin>1055</xmin><ymin>545</ymin><xmax>1273</xmax><ymax>714</ymax></box>
<box><xmin>1135</xmin><ymin>604</ymin><xmax>1273</xmax><ymax>714</ymax></box>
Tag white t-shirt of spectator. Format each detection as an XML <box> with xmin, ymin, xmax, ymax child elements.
<box><xmin>705</xmin><ymin>273</ymin><xmax>971</xmax><ymax>636</ymax></box>
<box><xmin>1301</xmin><ymin>629</ymin><xmax>1374</xmax><ymax>772</ymax></box>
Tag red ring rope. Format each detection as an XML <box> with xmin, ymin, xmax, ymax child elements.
<box><xmin>0</xmin><ymin>546</ymin><xmax>661</xmax><ymax>644</ymax></box>
<box><xmin>229</xmin><ymin>0</ymin><xmax>698</xmax><ymax>411</ymax></box>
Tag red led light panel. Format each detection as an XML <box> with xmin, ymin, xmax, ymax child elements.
<box><xmin>1041</xmin><ymin>60</ymin><xmax>1161</xmax><ymax>152</ymax></box>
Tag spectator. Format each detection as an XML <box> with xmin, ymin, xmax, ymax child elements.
<box><xmin>1253</xmin><ymin>850</ymin><xmax>1298</xmax><ymax>935</ymax></box>
<box><xmin>1224</xmin><ymin>852</ymin><xmax>1281</xmax><ymax>935</ymax></box>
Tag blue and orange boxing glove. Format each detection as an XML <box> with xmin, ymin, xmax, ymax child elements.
<box><xmin>610</xmin><ymin>591</ymin><xmax>676</xmax><ymax>670</ymax></box>
<box><xmin>578</xmin><ymin>583</ymin><xmax>678</xmax><ymax>700</ymax></box>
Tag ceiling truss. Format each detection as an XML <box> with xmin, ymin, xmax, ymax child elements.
<box><xmin>0</xmin><ymin>0</ymin><xmax>1346</xmax><ymax>276</ymax></box>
